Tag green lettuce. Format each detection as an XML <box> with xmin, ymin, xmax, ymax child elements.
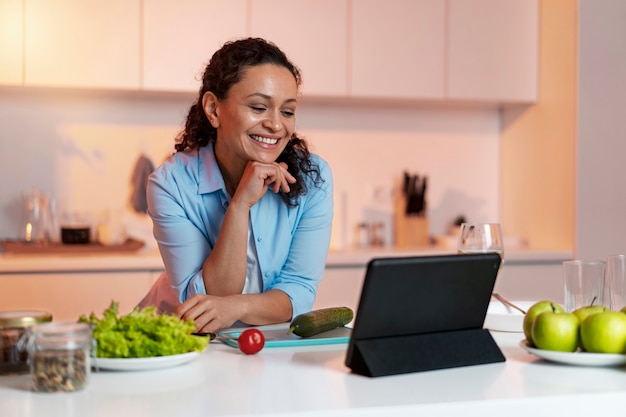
<box><xmin>79</xmin><ymin>301</ymin><xmax>209</xmax><ymax>358</ymax></box>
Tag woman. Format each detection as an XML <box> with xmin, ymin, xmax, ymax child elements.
<box><xmin>138</xmin><ymin>38</ymin><xmax>333</xmax><ymax>334</ymax></box>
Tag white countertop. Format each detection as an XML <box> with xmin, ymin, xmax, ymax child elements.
<box><xmin>326</xmin><ymin>246</ymin><xmax>572</xmax><ymax>267</ymax></box>
<box><xmin>0</xmin><ymin>246</ymin><xmax>572</xmax><ymax>273</ymax></box>
<box><xmin>1</xmin><ymin>331</ymin><xmax>624</xmax><ymax>417</ymax></box>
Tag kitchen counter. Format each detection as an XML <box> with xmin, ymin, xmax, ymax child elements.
<box><xmin>326</xmin><ymin>246</ymin><xmax>572</xmax><ymax>267</ymax></box>
<box><xmin>0</xmin><ymin>246</ymin><xmax>572</xmax><ymax>273</ymax></box>
<box><xmin>1</xmin><ymin>331</ymin><xmax>624</xmax><ymax>417</ymax></box>
<box><xmin>0</xmin><ymin>248</ymin><xmax>166</xmax><ymax>273</ymax></box>
<box><xmin>0</xmin><ymin>246</ymin><xmax>572</xmax><ymax>322</ymax></box>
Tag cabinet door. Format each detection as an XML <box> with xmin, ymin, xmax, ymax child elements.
<box><xmin>24</xmin><ymin>0</ymin><xmax>140</xmax><ymax>89</ymax></box>
<box><xmin>314</xmin><ymin>267</ymin><xmax>366</xmax><ymax>319</ymax></box>
<box><xmin>447</xmin><ymin>0</ymin><xmax>538</xmax><ymax>102</ymax></box>
<box><xmin>0</xmin><ymin>0</ymin><xmax>22</xmax><ymax>85</ymax></box>
<box><xmin>249</xmin><ymin>0</ymin><xmax>348</xmax><ymax>98</ymax></box>
<box><xmin>143</xmin><ymin>0</ymin><xmax>247</xmax><ymax>92</ymax></box>
<box><xmin>0</xmin><ymin>272</ymin><xmax>154</xmax><ymax>322</ymax></box>
<box><xmin>350</xmin><ymin>0</ymin><xmax>445</xmax><ymax>99</ymax></box>
<box><xmin>494</xmin><ymin>263</ymin><xmax>563</xmax><ymax>304</ymax></box>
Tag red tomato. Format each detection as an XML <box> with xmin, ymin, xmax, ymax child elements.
<box><xmin>237</xmin><ymin>329</ymin><xmax>265</xmax><ymax>354</ymax></box>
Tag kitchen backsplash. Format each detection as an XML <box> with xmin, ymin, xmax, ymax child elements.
<box><xmin>0</xmin><ymin>89</ymin><xmax>499</xmax><ymax>249</ymax></box>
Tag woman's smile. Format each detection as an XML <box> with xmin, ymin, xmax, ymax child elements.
<box><xmin>250</xmin><ymin>134</ymin><xmax>280</xmax><ymax>146</ymax></box>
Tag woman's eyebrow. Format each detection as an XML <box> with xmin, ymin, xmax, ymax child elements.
<box><xmin>246</xmin><ymin>92</ymin><xmax>297</xmax><ymax>104</ymax></box>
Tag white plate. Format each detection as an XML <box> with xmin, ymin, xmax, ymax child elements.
<box><xmin>484</xmin><ymin>300</ymin><xmax>535</xmax><ymax>332</ymax></box>
<box><xmin>519</xmin><ymin>340</ymin><xmax>626</xmax><ymax>367</ymax></box>
<box><xmin>92</xmin><ymin>351</ymin><xmax>200</xmax><ymax>372</ymax></box>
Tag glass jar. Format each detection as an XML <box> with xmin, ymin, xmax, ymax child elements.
<box><xmin>24</xmin><ymin>322</ymin><xmax>92</xmax><ymax>393</ymax></box>
<box><xmin>0</xmin><ymin>310</ymin><xmax>52</xmax><ymax>375</ymax></box>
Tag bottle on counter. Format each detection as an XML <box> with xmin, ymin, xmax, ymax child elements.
<box><xmin>0</xmin><ymin>310</ymin><xmax>52</xmax><ymax>375</ymax></box>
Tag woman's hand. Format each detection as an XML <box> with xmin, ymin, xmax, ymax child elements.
<box><xmin>233</xmin><ymin>161</ymin><xmax>296</xmax><ymax>208</ymax></box>
<box><xmin>175</xmin><ymin>294</ymin><xmax>241</xmax><ymax>333</ymax></box>
<box><xmin>175</xmin><ymin>290</ymin><xmax>293</xmax><ymax>333</ymax></box>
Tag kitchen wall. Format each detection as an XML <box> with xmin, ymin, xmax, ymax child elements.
<box><xmin>0</xmin><ymin>88</ymin><xmax>500</xmax><ymax>250</ymax></box>
<box><xmin>501</xmin><ymin>0</ymin><xmax>576</xmax><ymax>251</ymax></box>
<box><xmin>501</xmin><ymin>0</ymin><xmax>626</xmax><ymax>257</ymax></box>
<box><xmin>576</xmin><ymin>0</ymin><xmax>626</xmax><ymax>258</ymax></box>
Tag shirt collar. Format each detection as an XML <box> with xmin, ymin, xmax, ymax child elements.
<box><xmin>197</xmin><ymin>142</ymin><xmax>226</xmax><ymax>195</ymax></box>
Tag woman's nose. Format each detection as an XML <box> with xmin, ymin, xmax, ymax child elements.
<box><xmin>263</xmin><ymin>111</ymin><xmax>282</xmax><ymax>131</ymax></box>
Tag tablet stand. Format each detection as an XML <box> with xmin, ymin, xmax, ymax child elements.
<box><xmin>347</xmin><ymin>328</ymin><xmax>505</xmax><ymax>377</ymax></box>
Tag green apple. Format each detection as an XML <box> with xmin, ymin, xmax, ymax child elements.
<box><xmin>580</xmin><ymin>311</ymin><xmax>626</xmax><ymax>353</ymax></box>
<box><xmin>531</xmin><ymin>311</ymin><xmax>580</xmax><ymax>352</ymax></box>
<box><xmin>523</xmin><ymin>301</ymin><xmax>564</xmax><ymax>346</ymax></box>
<box><xmin>573</xmin><ymin>305</ymin><xmax>607</xmax><ymax>323</ymax></box>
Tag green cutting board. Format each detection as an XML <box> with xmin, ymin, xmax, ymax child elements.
<box><xmin>218</xmin><ymin>325</ymin><xmax>351</xmax><ymax>348</ymax></box>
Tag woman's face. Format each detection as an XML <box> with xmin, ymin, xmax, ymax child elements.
<box><xmin>209</xmin><ymin>63</ymin><xmax>298</xmax><ymax>171</ymax></box>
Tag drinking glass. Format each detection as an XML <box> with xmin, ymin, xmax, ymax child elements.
<box><xmin>457</xmin><ymin>223</ymin><xmax>504</xmax><ymax>265</ymax></box>
<box><xmin>563</xmin><ymin>259</ymin><xmax>607</xmax><ymax>312</ymax></box>
<box><xmin>606</xmin><ymin>254</ymin><xmax>626</xmax><ymax>311</ymax></box>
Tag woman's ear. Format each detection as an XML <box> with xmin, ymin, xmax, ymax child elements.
<box><xmin>202</xmin><ymin>92</ymin><xmax>220</xmax><ymax>128</ymax></box>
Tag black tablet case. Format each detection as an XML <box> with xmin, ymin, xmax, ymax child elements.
<box><xmin>345</xmin><ymin>253</ymin><xmax>504</xmax><ymax>377</ymax></box>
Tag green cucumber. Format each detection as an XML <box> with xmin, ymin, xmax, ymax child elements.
<box><xmin>287</xmin><ymin>307</ymin><xmax>354</xmax><ymax>338</ymax></box>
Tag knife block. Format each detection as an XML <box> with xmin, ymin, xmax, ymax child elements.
<box><xmin>394</xmin><ymin>194</ymin><xmax>429</xmax><ymax>247</ymax></box>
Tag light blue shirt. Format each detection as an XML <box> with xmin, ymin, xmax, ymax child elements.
<box><xmin>145</xmin><ymin>143</ymin><xmax>333</xmax><ymax>319</ymax></box>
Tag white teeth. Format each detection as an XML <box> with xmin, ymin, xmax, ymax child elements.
<box><xmin>250</xmin><ymin>135</ymin><xmax>278</xmax><ymax>145</ymax></box>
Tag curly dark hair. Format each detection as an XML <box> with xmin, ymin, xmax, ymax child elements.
<box><xmin>175</xmin><ymin>37</ymin><xmax>322</xmax><ymax>205</ymax></box>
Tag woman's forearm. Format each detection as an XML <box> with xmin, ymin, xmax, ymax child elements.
<box><xmin>231</xmin><ymin>289</ymin><xmax>293</xmax><ymax>325</ymax></box>
<box><xmin>201</xmin><ymin>199</ymin><xmax>249</xmax><ymax>295</ymax></box>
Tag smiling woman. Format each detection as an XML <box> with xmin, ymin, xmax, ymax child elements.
<box><xmin>137</xmin><ymin>38</ymin><xmax>334</xmax><ymax>334</ymax></box>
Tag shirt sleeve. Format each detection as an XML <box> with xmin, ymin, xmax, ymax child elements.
<box><xmin>146</xmin><ymin>157</ymin><xmax>214</xmax><ymax>303</ymax></box>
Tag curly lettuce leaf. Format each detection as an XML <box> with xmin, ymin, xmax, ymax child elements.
<box><xmin>79</xmin><ymin>301</ymin><xmax>209</xmax><ymax>358</ymax></box>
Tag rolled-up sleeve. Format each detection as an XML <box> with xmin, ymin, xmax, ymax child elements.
<box><xmin>147</xmin><ymin>151</ymin><xmax>223</xmax><ymax>303</ymax></box>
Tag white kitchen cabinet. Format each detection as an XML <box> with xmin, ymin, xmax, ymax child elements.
<box><xmin>494</xmin><ymin>262</ymin><xmax>563</xmax><ymax>304</ymax></box>
<box><xmin>0</xmin><ymin>0</ymin><xmax>23</xmax><ymax>85</ymax></box>
<box><xmin>143</xmin><ymin>0</ymin><xmax>247</xmax><ymax>92</ymax></box>
<box><xmin>447</xmin><ymin>0</ymin><xmax>538</xmax><ymax>102</ymax></box>
<box><xmin>249</xmin><ymin>0</ymin><xmax>349</xmax><ymax>98</ymax></box>
<box><xmin>350</xmin><ymin>0</ymin><xmax>445</xmax><ymax>99</ymax></box>
<box><xmin>314</xmin><ymin>266</ymin><xmax>366</xmax><ymax>317</ymax></box>
<box><xmin>0</xmin><ymin>271</ymin><xmax>157</xmax><ymax>322</ymax></box>
<box><xmin>24</xmin><ymin>0</ymin><xmax>140</xmax><ymax>89</ymax></box>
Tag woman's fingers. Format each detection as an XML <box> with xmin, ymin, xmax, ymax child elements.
<box><xmin>176</xmin><ymin>294</ymin><xmax>239</xmax><ymax>333</ymax></box>
<box><xmin>269</xmin><ymin>162</ymin><xmax>296</xmax><ymax>193</ymax></box>
<box><xmin>234</xmin><ymin>161</ymin><xmax>297</xmax><ymax>207</ymax></box>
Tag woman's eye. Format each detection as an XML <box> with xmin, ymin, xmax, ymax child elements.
<box><xmin>251</xmin><ymin>106</ymin><xmax>266</xmax><ymax>112</ymax></box>
<box><xmin>281</xmin><ymin>109</ymin><xmax>295</xmax><ymax>117</ymax></box>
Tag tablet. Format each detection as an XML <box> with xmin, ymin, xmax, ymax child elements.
<box><xmin>345</xmin><ymin>253</ymin><xmax>503</xmax><ymax>376</ymax></box>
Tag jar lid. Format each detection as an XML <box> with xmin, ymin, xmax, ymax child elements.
<box><xmin>0</xmin><ymin>310</ymin><xmax>53</xmax><ymax>329</ymax></box>
<box><xmin>27</xmin><ymin>322</ymin><xmax>92</xmax><ymax>350</ymax></box>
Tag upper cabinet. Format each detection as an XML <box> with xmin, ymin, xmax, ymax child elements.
<box><xmin>0</xmin><ymin>0</ymin><xmax>23</xmax><ymax>85</ymax></box>
<box><xmin>4</xmin><ymin>0</ymin><xmax>538</xmax><ymax>104</ymax></box>
<box><xmin>351</xmin><ymin>0</ymin><xmax>445</xmax><ymax>100</ymax></box>
<box><xmin>447</xmin><ymin>0</ymin><xmax>538</xmax><ymax>102</ymax></box>
<box><xmin>24</xmin><ymin>0</ymin><xmax>140</xmax><ymax>89</ymax></box>
<box><xmin>249</xmin><ymin>0</ymin><xmax>349</xmax><ymax>98</ymax></box>
<box><xmin>143</xmin><ymin>0</ymin><xmax>247</xmax><ymax>92</ymax></box>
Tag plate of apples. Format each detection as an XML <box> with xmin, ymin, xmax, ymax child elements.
<box><xmin>519</xmin><ymin>300</ymin><xmax>626</xmax><ymax>366</ymax></box>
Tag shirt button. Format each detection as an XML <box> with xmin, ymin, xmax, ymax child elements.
<box><xmin>257</xmin><ymin>237</ymin><xmax>262</xmax><ymax>243</ymax></box>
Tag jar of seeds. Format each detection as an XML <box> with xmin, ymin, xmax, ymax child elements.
<box><xmin>24</xmin><ymin>322</ymin><xmax>92</xmax><ymax>393</ymax></box>
<box><xmin>0</xmin><ymin>310</ymin><xmax>52</xmax><ymax>375</ymax></box>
